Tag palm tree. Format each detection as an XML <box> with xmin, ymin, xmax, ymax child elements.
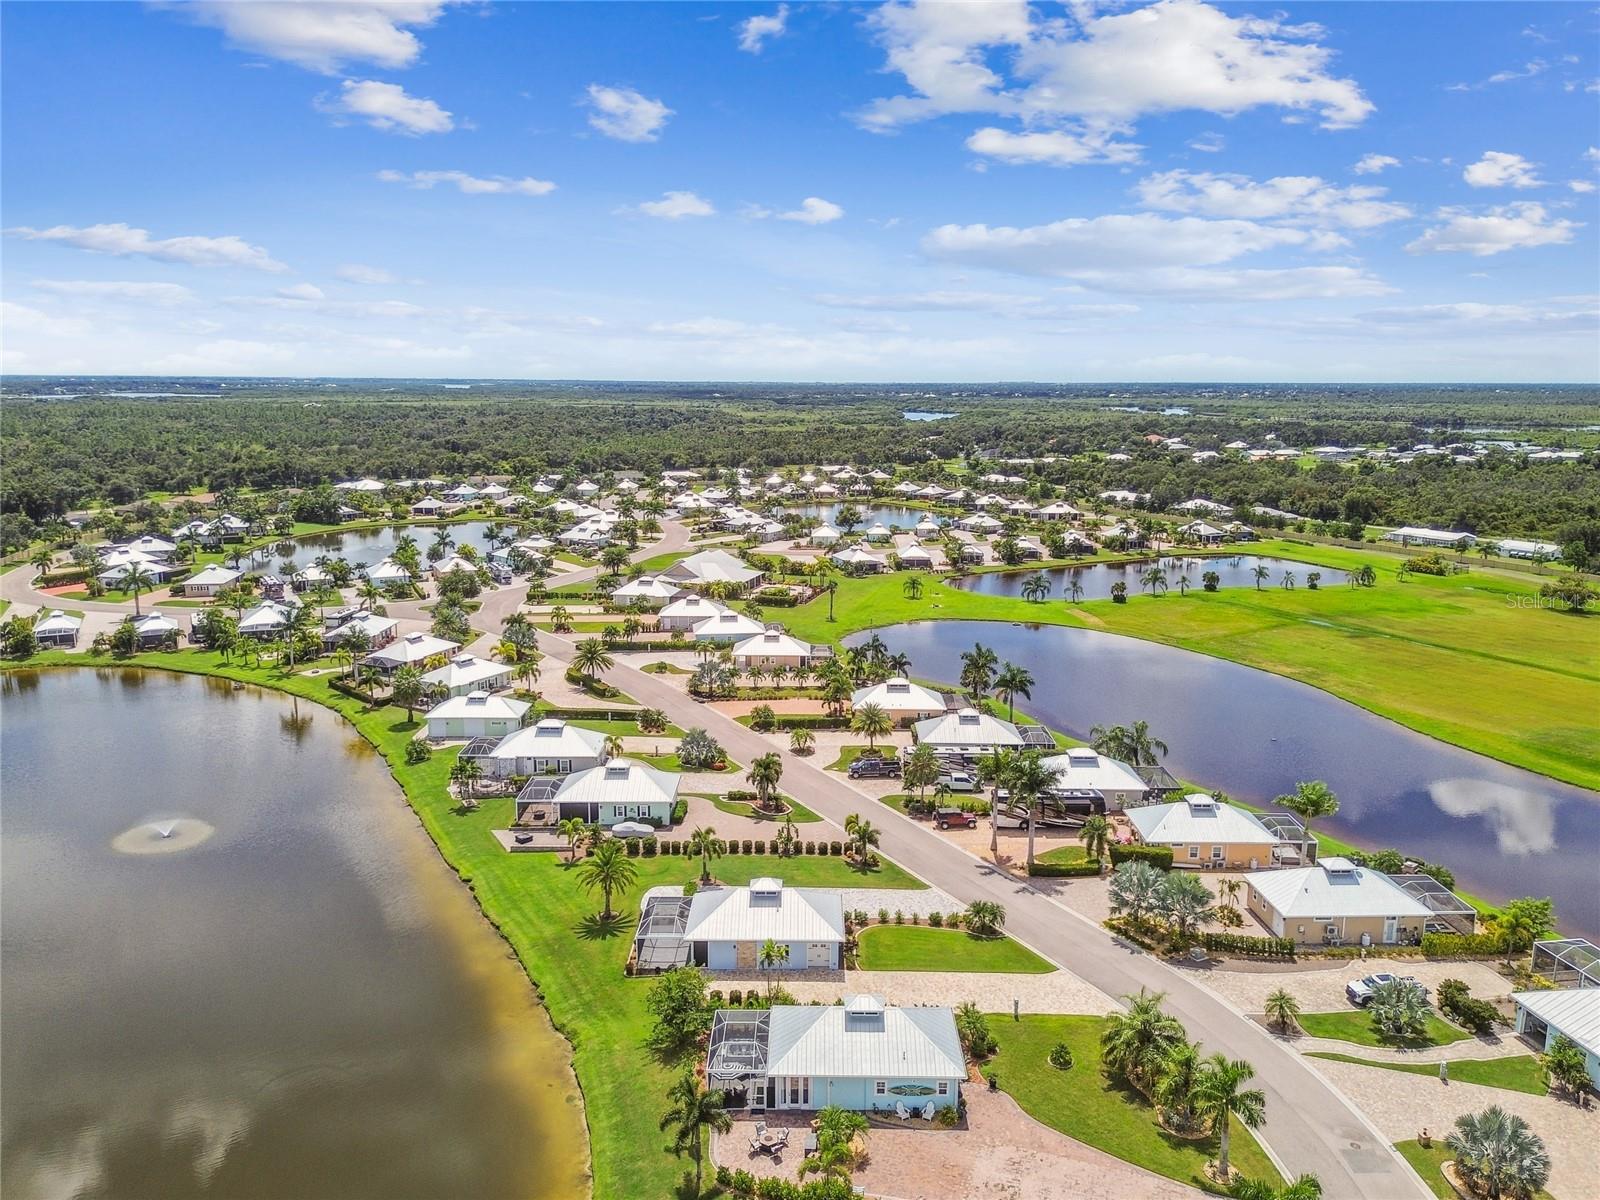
<box><xmin>902</xmin><ymin>575</ymin><xmax>924</xmax><ymax>600</ymax></box>
<box><xmin>963</xmin><ymin>899</ymin><xmax>1005</xmax><ymax>937</ymax></box>
<box><xmin>1280</xmin><ymin>569</ymin><xmax>1297</xmax><ymax>590</ymax></box>
<box><xmin>789</xmin><ymin>726</ymin><xmax>816</xmax><ymax>755</ymax></box>
<box><xmin>575</xmin><ymin>839</ymin><xmax>637</xmax><ymax>919</ymax></box>
<box><xmin>1007</xmin><ymin>752</ymin><xmax>1054</xmax><ymax>869</ymax></box>
<box><xmin>686</xmin><ymin>826</ymin><xmax>723</xmax><ymax>883</ymax></box>
<box><xmin>1193</xmin><ymin>1055</ymin><xmax>1266</xmax><ymax>1183</ymax></box>
<box><xmin>1251</xmin><ymin>564</ymin><xmax>1270</xmax><ymax>590</ymax></box>
<box><xmin>1021</xmin><ymin>572</ymin><xmax>1051</xmax><ymax>603</ymax></box>
<box><xmin>1264</xmin><ymin>989</ymin><xmax>1301</xmax><ymax>1034</ymax></box>
<box><xmin>745</xmin><ymin>752</ymin><xmax>784</xmax><ymax>810</ymax></box>
<box><xmin>1101</xmin><ymin>990</ymin><xmax>1185</xmax><ymax>1090</ymax></box>
<box><xmin>1154</xmin><ymin>1040</ymin><xmax>1204</xmax><ymax>1130</ymax></box>
<box><xmin>993</xmin><ymin>662</ymin><xmax>1034</xmax><ymax>722</ymax></box>
<box><xmin>1368</xmin><ymin>978</ymin><xmax>1429</xmax><ymax>1041</ymax></box>
<box><xmin>1232</xmin><ymin>1174</ymin><xmax>1324</xmax><ymax>1200</ymax></box>
<box><xmin>658</xmin><ymin>1070</ymin><xmax>731</xmax><ymax>1199</ymax></box>
<box><xmin>1177</xmin><ymin>573</ymin><xmax>1191</xmax><ymax>596</ymax></box>
<box><xmin>844</xmin><ymin>813</ymin><xmax>880</xmax><ymax>864</ymax></box>
<box><xmin>758</xmin><ymin>937</ymin><xmax>786</xmax><ymax>1001</ymax></box>
<box><xmin>391</xmin><ymin>665</ymin><xmax>425</xmax><ymax>721</ymax></box>
<box><xmin>1078</xmin><ymin>814</ymin><xmax>1112</xmax><ymax>868</ymax></box>
<box><xmin>557</xmin><ymin>816</ymin><xmax>587</xmax><ymax>862</ymax></box>
<box><xmin>1445</xmin><ymin>1106</ymin><xmax>1550</xmax><ymax>1200</ymax></box>
<box><xmin>1108</xmin><ymin>860</ymin><xmax>1165</xmax><ymax>925</ymax></box>
<box><xmin>451</xmin><ymin>755</ymin><xmax>483</xmax><ymax>799</ymax></box>
<box><xmin>121</xmin><ymin>562</ymin><xmax>155</xmax><ymax>617</ymax></box>
<box><xmin>902</xmin><ymin>742</ymin><xmax>940</xmax><ymax>809</ymax></box>
<box><xmin>959</xmin><ymin>642</ymin><xmax>999</xmax><ymax>698</ymax></box>
<box><xmin>29</xmin><ymin>547</ymin><xmax>53</xmax><ymax>578</ymax></box>
<box><xmin>1140</xmin><ymin>565</ymin><xmax>1168</xmax><ymax>595</ymax></box>
<box><xmin>572</xmin><ymin>638</ymin><xmax>615</xmax><ymax>683</ymax></box>
<box><xmin>851</xmin><ymin>702</ymin><xmax>893</xmax><ymax>751</ymax></box>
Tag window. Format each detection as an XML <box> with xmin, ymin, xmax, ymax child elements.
<box><xmin>936</xmin><ymin>1081</ymin><xmax>949</xmax><ymax>1096</ymax></box>
<box><xmin>874</xmin><ymin>1081</ymin><xmax>886</xmax><ymax>1096</ymax></box>
<box><xmin>1211</xmin><ymin>845</ymin><xmax>1224</xmax><ymax>861</ymax></box>
<box><xmin>1187</xmin><ymin>845</ymin><xmax>1199</xmax><ymax>860</ymax></box>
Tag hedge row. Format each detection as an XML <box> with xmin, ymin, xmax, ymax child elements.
<box><xmin>1027</xmin><ymin>860</ymin><xmax>1101</xmax><ymax>878</ymax></box>
<box><xmin>37</xmin><ymin>567</ymin><xmax>93</xmax><ymax>587</ymax></box>
<box><xmin>1201</xmin><ymin>931</ymin><xmax>1295</xmax><ymax>959</ymax></box>
<box><xmin>767</xmin><ymin>713</ymin><xmax>851</xmax><ymax>730</ymax></box>
<box><xmin>625</xmin><ymin>837</ymin><xmax>849</xmax><ymax>857</ymax></box>
<box><xmin>1422</xmin><ymin>932</ymin><xmax>1504</xmax><ymax>958</ymax></box>
<box><xmin>1109</xmin><ymin>844</ymin><xmax>1174</xmax><ymax>870</ymax></box>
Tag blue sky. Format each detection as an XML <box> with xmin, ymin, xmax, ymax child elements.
<box><xmin>2</xmin><ymin>0</ymin><xmax>1597</xmax><ymax>381</ymax></box>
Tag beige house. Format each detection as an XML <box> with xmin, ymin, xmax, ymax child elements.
<box><xmin>731</xmin><ymin>630</ymin><xmax>823</xmax><ymax>671</ymax></box>
<box><xmin>1125</xmin><ymin>794</ymin><xmax>1280</xmax><ymax>869</ymax></box>
<box><xmin>1244</xmin><ymin>857</ymin><xmax>1434</xmax><ymax>948</ymax></box>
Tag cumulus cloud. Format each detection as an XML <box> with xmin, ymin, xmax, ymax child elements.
<box><xmin>1187</xmin><ymin>131</ymin><xmax>1226</xmax><ymax>153</ymax></box>
<box><xmin>1406</xmin><ymin>203</ymin><xmax>1578</xmax><ymax>256</ymax></box>
<box><xmin>1462</xmin><ymin>151</ymin><xmax>1544</xmax><ymax>189</ymax></box>
<box><xmin>859</xmin><ymin>0</ymin><xmax>1372</xmax><ymax>138</ymax></box>
<box><xmin>965</xmin><ymin>126</ymin><xmax>1141</xmax><ymax>167</ymax></box>
<box><xmin>1134</xmin><ymin>170</ymin><xmax>1411</xmax><ymax>228</ymax></box>
<box><xmin>630</xmin><ymin>191</ymin><xmax>716</xmax><ymax>219</ymax></box>
<box><xmin>7</xmin><ymin>222</ymin><xmax>286</xmax><ymax>271</ymax></box>
<box><xmin>336</xmin><ymin>263</ymin><xmax>399</xmax><ymax>284</ymax></box>
<box><xmin>737</xmin><ymin>5</ymin><xmax>788</xmax><ymax>54</ymax></box>
<box><xmin>322</xmin><ymin>79</ymin><xmax>453</xmax><ymax>134</ymax></box>
<box><xmin>173</xmin><ymin>1</ymin><xmax>451</xmax><ymax>73</ymax></box>
<box><xmin>30</xmin><ymin>279</ymin><xmax>196</xmax><ymax>305</ymax></box>
<box><xmin>584</xmin><ymin>84</ymin><xmax>672</xmax><ymax>142</ymax></box>
<box><xmin>1352</xmin><ymin>153</ymin><xmax>1400</xmax><ymax>175</ymax></box>
<box><xmin>778</xmin><ymin>197</ymin><xmax>844</xmax><ymax>224</ymax></box>
<box><xmin>377</xmin><ymin>168</ymin><xmax>555</xmax><ymax>195</ymax></box>
<box><xmin>277</xmin><ymin>282</ymin><xmax>326</xmax><ymax>301</ymax></box>
<box><xmin>1570</xmin><ymin>180</ymin><xmax>1597</xmax><ymax>194</ymax></box>
<box><xmin>1429</xmin><ymin>779</ymin><xmax>1555</xmax><ymax>857</ymax></box>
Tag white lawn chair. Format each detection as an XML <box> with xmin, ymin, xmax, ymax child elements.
<box><xmin>920</xmin><ymin>1101</ymin><xmax>936</xmax><ymax>1121</ymax></box>
<box><xmin>895</xmin><ymin>1101</ymin><xmax>911</xmax><ymax>1121</ymax></box>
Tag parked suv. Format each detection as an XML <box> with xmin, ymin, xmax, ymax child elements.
<box><xmin>938</xmin><ymin>771</ymin><xmax>980</xmax><ymax>793</ymax></box>
<box><xmin>1345</xmin><ymin>973</ymin><xmax>1429</xmax><ymax>1007</ymax></box>
<box><xmin>934</xmin><ymin>808</ymin><xmax>977</xmax><ymax>830</ymax></box>
<box><xmin>848</xmin><ymin>755</ymin><xmax>902</xmax><ymax>780</ymax></box>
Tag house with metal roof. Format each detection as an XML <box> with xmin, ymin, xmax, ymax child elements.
<box><xmin>660</xmin><ymin>548</ymin><xmax>764</xmax><ymax>590</ymax></box>
<box><xmin>33</xmin><ymin>609</ymin><xmax>82</xmax><ymax>647</ymax></box>
<box><xmin>421</xmin><ymin>653</ymin><xmax>513</xmax><ymax>698</ymax></box>
<box><xmin>548</xmin><ymin>759</ymin><xmax>679</xmax><ymax>825</ymax></box>
<box><xmin>483</xmin><ymin>717</ymin><xmax>609</xmax><ymax>779</ymax></box>
<box><xmin>657</xmin><ymin>594</ymin><xmax>731</xmax><ymax>633</ymax></box>
<box><xmin>1127</xmin><ymin>794</ymin><xmax>1281</xmax><ymax>868</ymax></box>
<box><xmin>322</xmin><ymin>610</ymin><xmax>398</xmax><ymax>650</ymax></box>
<box><xmin>129</xmin><ymin>612</ymin><xmax>182</xmax><ymax>648</ymax></box>
<box><xmin>1380</xmin><ymin>526</ymin><xmax>1476</xmax><ymax>549</ymax></box>
<box><xmin>681</xmin><ymin>878</ymin><xmax>845</xmax><ymax>971</ymax></box>
<box><xmin>691</xmin><ymin>611</ymin><xmax>767</xmax><ymax>643</ymax></box>
<box><xmin>364</xmin><ymin>631</ymin><xmax>460</xmax><ymax>673</ymax></box>
<box><xmin>851</xmin><ymin>677</ymin><xmax>946</xmax><ymax>723</ymax></box>
<box><xmin>179</xmin><ymin>563</ymin><xmax>242</xmax><ymax>597</ymax></box>
<box><xmin>610</xmin><ymin>575</ymin><xmax>682</xmax><ymax>608</ymax></box>
<box><xmin>1038</xmin><ymin>747</ymin><xmax>1148</xmax><ymax>812</ymax></box>
<box><xmin>913</xmin><ymin>707</ymin><xmax>1024</xmax><ymax>755</ymax></box>
<box><xmin>706</xmin><ymin>996</ymin><xmax>964</xmax><ymax>1113</ymax></box>
<box><xmin>1244</xmin><ymin>857</ymin><xmax>1435</xmax><ymax>948</ymax></box>
<box><xmin>731</xmin><ymin>630</ymin><xmax>824</xmax><ymax>671</ymax></box>
<box><xmin>424</xmin><ymin>691</ymin><xmax>530</xmax><ymax>740</ymax></box>
<box><xmin>1511</xmin><ymin>989</ymin><xmax>1600</xmax><ymax>1089</ymax></box>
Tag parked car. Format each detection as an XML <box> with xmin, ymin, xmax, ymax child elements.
<box><xmin>934</xmin><ymin>808</ymin><xmax>977</xmax><ymax>830</ymax></box>
<box><xmin>848</xmin><ymin>755</ymin><xmax>902</xmax><ymax>779</ymax></box>
<box><xmin>611</xmin><ymin>821</ymin><xmax>655</xmax><ymax>838</ymax></box>
<box><xmin>1345</xmin><ymin>973</ymin><xmax>1429</xmax><ymax>1007</ymax></box>
<box><xmin>938</xmin><ymin>771</ymin><xmax>979</xmax><ymax>793</ymax></box>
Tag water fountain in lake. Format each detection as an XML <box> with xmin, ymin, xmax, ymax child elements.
<box><xmin>111</xmin><ymin>816</ymin><xmax>216</xmax><ymax>855</ymax></box>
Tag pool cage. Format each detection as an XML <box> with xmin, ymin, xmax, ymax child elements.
<box><xmin>706</xmin><ymin>1009</ymin><xmax>771</xmax><ymax>1109</ymax></box>
<box><xmin>631</xmin><ymin>893</ymin><xmax>692</xmax><ymax>973</ymax></box>
<box><xmin>1384</xmin><ymin>873</ymin><xmax>1478</xmax><ymax>936</ymax></box>
<box><xmin>1531</xmin><ymin>939</ymin><xmax>1600</xmax><ymax>989</ymax></box>
<box><xmin>1255</xmin><ymin>812</ymin><xmax>1319</xmax><ymax>866</ymax></box>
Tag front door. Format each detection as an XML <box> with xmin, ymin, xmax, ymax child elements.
<box><xmin>783</xmin><ymin>1076</ymin><xmax>810</xmax><ymax>1108</ymax></box>
<box><xmin>1382</xmin><ymin>916</ymin><xmax>1398</xmax><ymax>944</ymax></box>
<box><xmin>734</xmin><ymin>941</ymin><xmax>757</xmax><ymax>970</ymax></box>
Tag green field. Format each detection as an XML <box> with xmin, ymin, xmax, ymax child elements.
<box><xmin>856</xmin><ymin>925</ymin><xmax>1055</xmax><ymax>973</ymax></box>
<box><xmin>1296</xmin><ymin>1009</ymin><xmax>1477</xmax><ymax>1049</ymax></box>
<box><xmin>1307</xmin><ymin>1052</ymin><xmax>1547</xmax><ymax>1095</ymax></box>
<box><xmin>778</xmin><ymin>541</ymin><xmax>1599</xmax><ymax>790</ymax></box>
<box><xmin>988</xmin><ymin>1014</ymin><xmax>1282</xmax><ymax>1194</ymax></box>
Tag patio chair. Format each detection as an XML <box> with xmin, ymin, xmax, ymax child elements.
<box><xmin>920</xmin><ymin>1101</ymin><xmax>936</xmax><ymax>1121</ymax></box>
<box><xmin>895</xmin><ymin>1101</ymin><xmax>911</xmax><ymax>1121</ymax></box>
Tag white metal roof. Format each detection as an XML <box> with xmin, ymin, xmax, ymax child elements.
<box><xmin>1245</xmin><ymin>857</ymin><xmax>1435</xmax><ymax>919</ymax></box>
<box><xmin>421</xmin><ymin>654</ymin><xmax>511</xmax><ymax>688</ymax></box>
<box><xmin>1128</xmin><ymin>796</ymin><xmax>1277</xmax><ymax>845</ymax></box>
<box><xmin>1038</xmin><ymin>748</ymin><xmax>1146</xmax><ymax>794</ymax></box>
<box><xmin>363</xmin><ymin>558</ymin><xmax>412</xmax><ymax>583</ymax></box>
<box><xmin>132</xmin><ymin>612</ymin><xmax>181</xmax><ymax>633</ymax></box>
<box><xmin>732</xmin><ymin>631</ymin><xmax>814</xmax><ymax>658</ymax></box>
<box><xmin>659</xmin><ymin>595</ymin><xmax>731</xmax><ymax>621</ymax></box>
<box><xmin>553</xmin><ymin>759</ymin><xmax>679</xmax><ymax>809</ymax></box>
<box><xmin>424</xmin><ymin>691</ymin><xmax>530</xmax><ymax>722</ymax></box>
<box><xmin>765</xmin><ymin>1001</ymin><xmax>964</xmax><ymax>1081</ymax></box>
<box><xmin>691</xmin><ymin>611</ymin><xmax>766</xmax><ymax>641</ymax></box>
<box><xmin>683</xmin><ymin>883</ymin><xmax>845</xmax><ymax>944</ymax></box>
<box><xmin>852</xmin><ymin>677</ymin><xmax>944</xmax><ymax>714</ymax></box>
<box><xmin>664</xmin><ymin>549</ymin><xmax>763</xmax><ymax>586</ymax></box>
<box><xmin>914</xmin><ymin>707</ymin><xmax>1024</xmax><ymax>750</ymax></box>
<box><xmin>183</xmin><ymin>564</ymin><xmax>242</xmax><ymax>587</ymax></box>
<box><xmin>367</xmin><ymin>632</ymin><xmax>460</xmax><ymax>665</ymax></box>
<box><xmin>34</xmin><ymin>609</ymin><xmax>82</xmax><ymax>633</ymax></box>
<box><xmin>487</xmin><ymin>718</ymin><xmax>607</xmax><ymax>761</ymax></box>
<box><xmin>326</xmin><ymin>612</ymin><xmax>396</xmax><ymax>642</ymax></box>
<box><xmin>1512</xmin><ymin>989</ymin><xmax>1600</xmax><ymax>1056</ymax></box>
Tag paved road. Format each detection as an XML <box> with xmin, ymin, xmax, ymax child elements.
<box><xmin>527</xmin><ymin>624</ymin><xmax>1429</xmax><ymax>1200</ymax></box>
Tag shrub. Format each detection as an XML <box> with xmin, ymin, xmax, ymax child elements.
<box><xmin>728</xmin><ymin>988</ymin><xmax>742</xmax><ymax>1006</ymax></box>
<box><xmin>754</xmin><ymin>839</ymin><xmax>766</xmax><ymax>855</ymax></box>
<box><xmin>625</xmin><ymin>838</ymin><xmax>640</xmax><ymax>857</ymax></box>
<box><xmin>804</xmin><ymin>841</ymin><xmax>816</xmax><ymax>855</ymax></box>
<box><xmin>404</xmin><ymin>739</ymin><xmax>432</xmax><ymax>765</ymax></box>
<box><xmin>642</xmin><ymin>837</ymin><xmax>657</xmax><ymax>857</ymax></box>
<box><xmin>1109</xmin><ymin>844</ymin><xmax>1174</xmax><ymax>870</ymax></box>
<box><xmin>894</xmin><ymin>910</ymin><xmax>904</xmax><ymax>924</ymax></box>
<box><xmin>878</xmin><ymin>907</ymin><xmax>890</xmax><ymax>924</ymax></box>
<box><xmin>670</xmin><ymin>798</ymin><xmax>687</xmax><ymax>824</ymax></box>
<box><xmin>742</xmin><ymin>838</ymin><xmax>754</xmax><ymax>854</ymax></box>
<box><xmin>1048</xmin><ymin>1043</ymin><xmax>1074</xmax><ymax>1070</ymax></box>
<box><xmin>929</xmin><ymin>911</ymin><xmax>943</xmax><ymax>927</ymax></box>
<box><xmin>1437</xmin><ymin>978</ymin><xmax>1503</xmax><ymax>1033</ymax></box>
<box><xmin>683</xmin><ymin>880</ymin><xmax>697</xmax><ymax>898</ymax></box>
<box><xmin>1423</xmin><ymin>932</ymin><xmax>1503</xmax><ymax>958</ymax></box>
<box><xmin>911</xmin><ymin>912</ymin><xmax>921</xmax><ymax>925</ymax></box>
<box><xmin>749</xmin><ymin>704</ymin><xmax>778</xmax><ymax>732</ymax></box>
<box><xmin>830</xmin><ymin>840</ymin><xmax>844</xmax><ymax>855</ymax></box>
<box><xmin>1201</xmin><ymin>932</ymin><xmax>1295</xmax><ymax>958</ymax></box>
<box><xmin>935</xmin><ymin>1105</ymin><xmax>960</xmax><ymax>1128</ymax></box>
<box><xmin>1028</xmin><ymin>859</ymin><xmax>1101</xmax><ymax>877</ymax></box>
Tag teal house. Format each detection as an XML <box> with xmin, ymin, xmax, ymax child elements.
<box><xmin>706</xmin><ymin>995</ymin><xmax>965</xmax><ymax>1114</ymax></box>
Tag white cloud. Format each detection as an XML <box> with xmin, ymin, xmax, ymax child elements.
<box><xmin>1587</xmin><ymin>147</ymin><xmax>1600</xmax><ymax>165</ymax></box>
<box><xmin>778</xmin><ymin>197</ymin><xmax>845</xmax><ymax>224</ymax></box>
<box><xmin>323</xmin><ymin>79</ymin><xmax>454</xmax><ymax>134</ymax></box>
<box><xmin>584</xmin><ymin>84</ymin><xmax>672</xmax><ymax>142</ymax></box>
<box><xmin>7</xmin><ymin>222</ymin><xmax>286</xmax><ymax>271</ymax></box>
<box><xmin>1450</xmin><ymin>59</ymin><xmax>1547</xmax><ymax>91</ymax></box>
<box><xmin>30</xmin><ymin>279</ymin><xmax>196</xmax><ymax>305</ymax></box>
<box><xmin>812</xmin><ymin>290</ymin><xmax>1140</xmax><ymax>319</ymax></box>
<box><xmin>965</xmin><ymin>126</ymin><xmax>1141</xmax><ymax>167</ymax></box>
<box><xmin>737</xmin><ymin>5</ymin><xmax>788</xmax><ymax>54</ymax></box>
<box><xmin>336</xmin><ymin>263</ymin><xmax>399</xmax><ymax>285</ymax></box>
<box><xmin>1352</xmin><ymin>153</ymin><xmax>1400</xmax><ymax>175</ymax></box>
<box><xmin>1406</xmin><ymin>203</ymin><xmax>1578</xmax><ymax>256</ymax></box>
<box><xmin>277</xmin><ymin>282</ymin><xmax>326</xmax><ymax>301</ymax></box>
<box><xmin>174</xmin><ymin>1</ymin><xmax>451</xmax><ymax>74</ymax></box>
<box><xmin>1570</xmin><ymin>180</ymin><xmax>1597</xmax><ymax>194</ymax></box>
<box><xmin>1350</xmin><ymin>300</ymin><xmax>1599</xmax><ymax>335</ymax></box>
<box><xmin>376</xmin><ymin>168</ymin><xmax>555</xmax><ymax>195</ymax></box>
<box><xmin>1462</xmin><ymin>151</ymin><xmax>1544</xmax><ymax>189</ymax></box>
<box><xmin>1</xmin><ymin>300</ymin><xmax>93</xmax><ymax>337</ymax></box>
<box><xmin>631</xmin><ymin>191</ymin><xmax>716</xmax><ymax>219</ymax></box>
<box><xmin>1134</xmin><ymin>170</ymin><xmax>1411</xmax><ymax>228</ymax></box>
<box><xmin>859</xmin><ymin>0</ymin><xmax>1372</xmax><ymax>136</ymax></box>
<box><xmin>1187</xmin><ymin>131</ymin><xmax>1226</xmax><ymax>153</ymax></box>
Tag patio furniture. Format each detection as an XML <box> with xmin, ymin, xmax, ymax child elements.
<box><xmin>895</xmin><ymin>1102</ymin><xmax>911</xmax><ymax>1121</ymax></box>
<box><xmin>803</xmin><ymin>1133</ymin><xmax>818</xmax><ymax>1156</ymax></box>
<box><xmin>920</xmin><ymin>1101</ymin><xmax>936</xmax><ymax>1121</ymax></box>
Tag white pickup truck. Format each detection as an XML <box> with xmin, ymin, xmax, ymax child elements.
<box><xmin>1345</xmin><ymin>973</ymin><xmax>1429</xmax><ymax>1007</ymax></box>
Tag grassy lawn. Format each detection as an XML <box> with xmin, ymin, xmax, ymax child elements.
<box><xmin>857</xmin><ymin>925</ymin><xmax>1055</xmax><ymax>973</ymax></box>
<box><xmin>826</xmin><ymin>743</ymin><xmax>896</xmax><ymax>771</ymax></box>
<box><xmin>1395</xmin><ymin>1139</ymin><xmax>1555</xmax><ymax>1200</ymax></box>
<box><xmin>1296</xmin><ymin>1009</ymin><xmax>1477</xmax><ymax>1049</ymax></box>
<box><xmin>1035</xmin><ymin>844</ymin><xmax>1095</xmax><ymax>867</ymax></box>
<box><xmin>777</xmin><ymin>543</ymin><xmax>1600</xmax><ymax>790</ymax></box>
<box><xmin>643</xmin><ymin>660</ymin><xmax>692</xmax><ymax>674</ymax></box>
<box><xmin>3</xmin><ymin>647</ymin><xmax>931</xmax><ymax>1196</ymax></box>
<box><xmin>638</xmin><ymin>752</ymin><xmax>740</xmax><ymax>774</ymax></box>
<box><xmin>1306</xmin><ymin>1052</ymin><xmax>1548</xmax><ymax>1095</ymax></box>
<box><xmin>705</xmin><ymin>793</ymin><xmax>823</xmax><ymax>823</ymax></box>
<box><xmin>989</xmin><ymin>1015</ymin><xmax>1282</xmax><ymax>1194</ymax></box>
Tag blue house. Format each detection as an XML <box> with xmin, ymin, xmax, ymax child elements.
<box><xmin>706</xmin><ymin>995</ymin><xmax>965</xmax><ymax>1114</ymax></box>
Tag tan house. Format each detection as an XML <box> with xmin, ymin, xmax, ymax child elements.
<box><xmin>1244</xmin><ymin>857</ymin><xmax>1434</xmax><ymax>948</ymax></box>
<box><xmin>1125</xmin><ymin>794</ymin><xmax>1282</xmax><ymax>868</ymax></box>
<box><xmin>731</xmin><ymin>630</ymin><xmax>823</xmax><ymax>671</ymax></box>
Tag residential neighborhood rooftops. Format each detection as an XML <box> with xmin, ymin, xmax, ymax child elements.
<box><xmin>1127</xmin><ymin>795</ymin><xmax>1278</xmax><ymax>845</ymax></box>
<box><xmin>425</xmin><ymin>691</ymin><xmax>530</xmax><ymax>722</ymax></box>
<box><xmin>1510</xmin><ymin>988</ymin><xmax>1600</xmax><ymax>1057</ymax></box>
<box><xmin>486</xmin><ymin>717</ymin><xmax>608</xmax><ymax>762</ymax></box>
<box><xmin>420</xmin><ymin>654</ymin><xmax>510</xmax><ymax>691</ymax></box>
<box><xmin>765</xmin><ymin>1000</ymin><xmax>965</xmax><ymax>1081</ymax></box>
<box><xmin>682</xmin><ymin>882</ymin><xmax>845</xmax><ymax>945</ymax></box>
<box><xmin>553</xmin><ymin>759</ymin><xmax>679</xmax><ymax>811</ymax></box>
<box><xmin>662</xmin><ymin>548</ymin><xmax>763</xmax><ymax>587</ymax></box>
<box><xmin>851</xmin><ymin>677</ymin><xmax>945</xmax><ymax>714</ymax></box>
<box><xmin>914</xmin><ymin>707</ymin><xmax>1024</xmax><ymax>750</ymax></box>
<box><xmin>366</xmin><ymin>631</ymin><xmax>460</xmax><ymax>666</ymax></box>
<box><xmin>1038</xmin><ymin>747</ymin><xmax>1146</xmax><ymax>793</ymax></box>
<box><xmin>1246</xmin><ymin>857</ymin><xmax>1435</xmax><ymax>919</ymax></box>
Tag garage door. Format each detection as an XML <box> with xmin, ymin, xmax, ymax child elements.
<box><xmin>806</xmin><ymin>942</ymin><xmax>833</xmax><ymax>968</ymax></box>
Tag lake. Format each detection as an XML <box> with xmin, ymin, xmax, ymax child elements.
<box><xmin>782</xmin><ymin>504</ymin><xmax>931</xmax><ymax>529</ymax></box>
<box><xmin>0</xmin><ymin>668</ymin><xmax>588</xmax><ymax>1200</ymax></box>
<box><xmin>953</xmin><ymin>555</ymin><xmax>1349</xmax><ymax>601</ymax></box>
<box><xmin>845</xmin><ymin>621</ymin><xmax>1600</xmax><ymax>936</ymax></box>
<box><xmin>902</xmin><ymin>411</ymin><xmax>956</xmax><ymax>422</ymax></box>
<box><xmin>255</xmin><ymin>521</ymin><xmax>503</xmax><ymax>573</ymax></box>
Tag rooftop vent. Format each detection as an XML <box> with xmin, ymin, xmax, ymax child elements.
<box><xmin>604</xmin><ymin>764</ymin><xmax>631</xmax><ymax>780</ymax></box>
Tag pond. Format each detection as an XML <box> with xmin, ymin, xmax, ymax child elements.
<box><xmin>902</xmin><ymin>411</ymin><xmax>956</xmax><ymax>422</ymax></box>
<box><xmin>782</xmin><ymin>504</ymin><xmax>932</xmax><ymax>530</ymax></box>
<box><xmin>953</xmin><ymin>555</ymin><xmax>1349</xmax><ymax>601</ymax></box>
<box><xmin>253</xmin><ymin>521</ymin><xmax>504</xmax><ymax>573</ymax></box>
<box><xmin>845</xmin><ymin>621</ymin><xmax>1600</xmax><ymax>936</ymax></box>
<box><xmin>0</xmin><ymin>669</ymin><xmax>588</xmax><ymax>1200</ymax></box>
